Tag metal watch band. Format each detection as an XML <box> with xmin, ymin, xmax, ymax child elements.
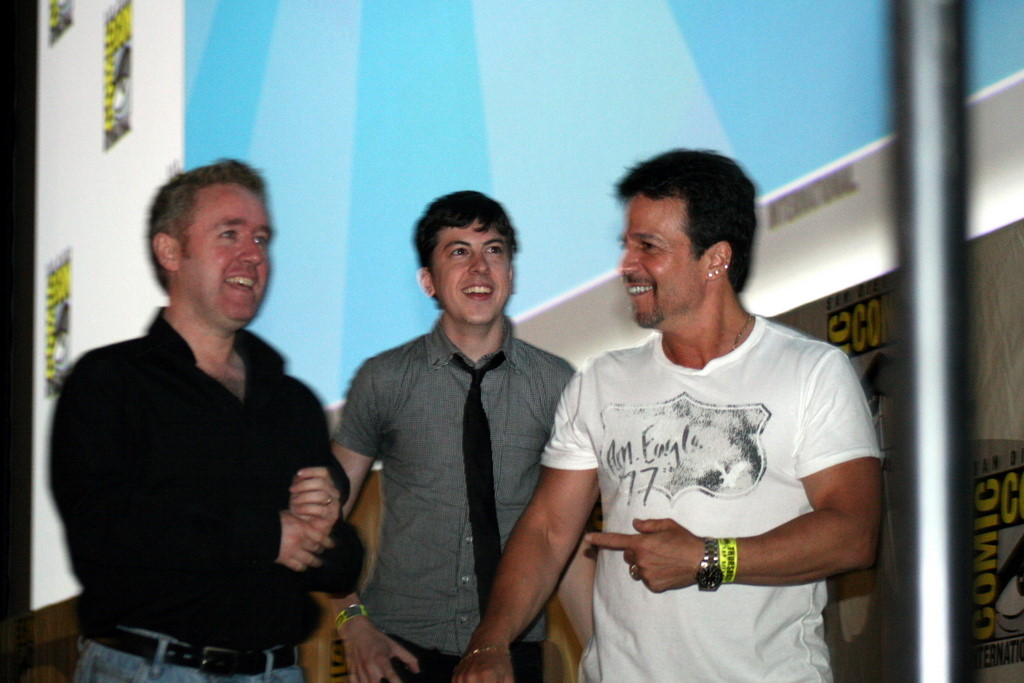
<box><xmin>695</xmin><ymin>537</ymin><xmax>723</xmax><ymax>591</ymax></box>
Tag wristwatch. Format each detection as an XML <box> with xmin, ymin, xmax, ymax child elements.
<box><xmin>694</xmin><ymin>537</ymin><xmax>723</xmax><ymax>591</ymax></box>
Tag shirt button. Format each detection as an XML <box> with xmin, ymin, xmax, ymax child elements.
<box><xmin>466</xmin><ymin>535</ymin><xmax>473</xmax><ymax>544</ymax></box>
<box><xmin>460</xmin><ymin>575</ymin><xmax>471</xmax><ymax>584</ymax></box>
<box><xmin>459</xmin><ymin>615</ymin><xmax>468</xmax><ymax>623</ymax></box>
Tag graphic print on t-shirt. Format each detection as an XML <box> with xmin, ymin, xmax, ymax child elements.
<box><xmin>601</xmin><ymin>392</ymin><xmax>771</xmax><ymax>505</ymax></box>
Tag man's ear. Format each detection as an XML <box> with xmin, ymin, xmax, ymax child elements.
<box><xmin>418</xmin><ymin>267</ymin><xmax>435</xmax><ymax>297</ymax></box>
<box><xmin>153</xmin><ymin>233</ymin><xmax>182</xmax><ymax>274</ymax></box>
<box><xmin>704</xmin><ymin>241</ymin><xmax>733</xmax><ymax>273</ymax></box>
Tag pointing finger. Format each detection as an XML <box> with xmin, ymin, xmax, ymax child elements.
<box><xmin>584</xmin><ymin>531</ymin><xmax>639</xmax><ymax>551</ymax></box>
<box><xmin>632</xmin><ymin>518</ymin><xmax>679</xmax><ymax>534</ymax></box>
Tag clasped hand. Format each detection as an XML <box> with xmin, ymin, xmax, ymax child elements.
<box><xmin>276</xmin><ymin>467</ymin><xmax>341</xmax><ymax>572</ymax></box>
<box><xmin>586</xmin><ymin>518</ymin><xmax>702</xmax><ymax>592</ymax></box>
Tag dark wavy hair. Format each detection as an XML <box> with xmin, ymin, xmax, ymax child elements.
<box><xmin>414</xmin><ymin>190</ymin><xmax>517</xmax><ymax>269</ymax></box>
<box><xmin>616</xmin><ymin>149</ymin><xmax>757</xmax><ymax>293</ymax></box>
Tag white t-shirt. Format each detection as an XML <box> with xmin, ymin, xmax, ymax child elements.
<box><xmin>543</xmin><ymin>317</ymin><xmax>880</xmax><ymax>682</ymax></box>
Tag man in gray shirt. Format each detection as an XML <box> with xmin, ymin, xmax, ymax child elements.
<box><xmin>331</xmin><ymin>191</ymin><xmax>581</xmax><ymax>682</ymax></box>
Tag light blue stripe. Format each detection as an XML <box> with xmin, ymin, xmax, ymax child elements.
<box><xmin>666</xmin><ymin>0</ymin><xmax>888</xmax><ymax>193</ymax></box>
<box><xmin>340</xmin><ymin>0</ymin><xmax>491</xmax><ymax>391</ymax></box>
<box><xmin>185</xmin><ymin>0</ymin><xmax>280</xmax><ymax>165</ymax></box>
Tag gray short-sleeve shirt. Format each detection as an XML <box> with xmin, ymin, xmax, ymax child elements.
<box><xmin>334</xmin><ymin>319</ymin><xmax>573</xmax><ymax>653</ymax></box>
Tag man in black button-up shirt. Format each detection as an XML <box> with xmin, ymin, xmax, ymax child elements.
<box><xmin>51</xmin><ymin>160</ymin><xmax>362</xmax><ymax>681</ymax></box>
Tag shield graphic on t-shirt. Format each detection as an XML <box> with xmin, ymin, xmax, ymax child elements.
<box><xmin>602</xmin><ymin>392</ymin><xmax>770</xmax><ymax>504</ymax></box>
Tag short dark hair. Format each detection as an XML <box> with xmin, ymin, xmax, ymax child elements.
<box><xmin>616</xmin><ymin>149</ymin><xmax>757</xmax><ymax>292</ymax></box>
<box><xmin>413</xmin><ymin>191</ymin><xmax>518</xmax><ymax>269</ymax></box>
<box><xmin>147</xmin><ymin>159</ymin><xmax>268</xmax><ymax>289</ymax></box>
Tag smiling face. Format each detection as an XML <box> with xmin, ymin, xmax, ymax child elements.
<box><xmin>156</xmin><ymin>183</ymin><xmax>271</xmax><ymax>336</ymax></box>
<box><xmin>619</xmin><ymin>195</ymin><xmax>714</xmax><ymax>330</ymax></box>
<box><xmin>420</xmin><ymin>223</ymin><xmax>513</xmax><ymax>339</ymax></box>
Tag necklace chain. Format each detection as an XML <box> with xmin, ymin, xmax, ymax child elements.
<box><xmin>732</xmin><ymin>314</ymin><xmax>754</xmax><ymax>351</ymax></box>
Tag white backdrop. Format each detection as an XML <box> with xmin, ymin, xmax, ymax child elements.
<box><xmin>33</xmin><ymin>0</ymin><xmax>185</xmax><ymax>608</ymax></box>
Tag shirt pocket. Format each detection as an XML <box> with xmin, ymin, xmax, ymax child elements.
<box><xmin>491</xmin><ymin>427</ymin><xmax>549</xmax><ymax>506</ymax></box>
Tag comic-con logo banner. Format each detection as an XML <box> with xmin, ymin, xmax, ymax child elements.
<box><xmin>49</xmin><ymin>0</ymin><xmax>73</xmax><ymax>45</ymax></box>
<box><xmin>974</xmin><ymin>441</ymin><xmax>1024</xmax><ymax>675</ymax></box>
<box><xmin>826</xmin><ymin>275</ymin><xmax>893</xmax><ymax>358</ymax></box>
<box><xmin>46</xmin><ymin>251</ymin><xmax>72</xmax><ymax>397</ymax></box>
<box><xmin>104</xmin><ymin>0</ymin><xmax>131</xmax><ymax>150</ymax></box>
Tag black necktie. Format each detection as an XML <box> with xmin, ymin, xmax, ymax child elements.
<box><xmin>452</xmin><ymin>352</ymin><xmax>505</xmax><ymax>613</ymax></box>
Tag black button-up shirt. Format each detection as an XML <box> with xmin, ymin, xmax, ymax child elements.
<box><xmin>51</xmin><ymin>312</ymin><xmax>361</xmax><ymax>650</ymax></box>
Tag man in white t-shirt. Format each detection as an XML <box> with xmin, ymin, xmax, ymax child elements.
<box><xmin>454</xmin><ymin>149</ymin><xmax>882</xmax><ymax>682</ymax></box>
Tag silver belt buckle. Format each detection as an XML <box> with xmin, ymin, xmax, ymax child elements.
<box><xmin>200</xmin><ymin>645</ymin><xmax>241</xmax><ymax>674</ymax></box>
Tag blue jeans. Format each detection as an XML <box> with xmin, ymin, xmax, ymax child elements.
<box><xmin>72</xmin><ymin>630</ymin><xmax>305</xmax><ymax>683</ymax></box>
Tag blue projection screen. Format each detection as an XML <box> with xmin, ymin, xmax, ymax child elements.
<box><xmin>185</xmin><ymin>0</ymin><xmax>1023</xmax><ymax>406</ymax></box>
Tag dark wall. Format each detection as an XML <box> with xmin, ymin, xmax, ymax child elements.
<box><xmin>5</xmin><ymin>0</ymin><xmax>38</xmax><ymax>619</ymax></box>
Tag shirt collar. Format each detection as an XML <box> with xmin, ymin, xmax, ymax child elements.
<box><xmin>145</xmin><ymin>309</ymin><xmax>285</xmax><ymax>380</ymax></box>
<box><xmin>145</xmin><ymin>311</ymin><xmax>198</xmax><ymax>362</ymax></box>
<box><xmin>425</xmin><ymin>317</ymin><xmax>520</xmax><ymax>373</ymax></box>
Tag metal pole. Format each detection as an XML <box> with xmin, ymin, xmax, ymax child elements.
<box><xmin>890</xmin><ymin>0</ymin><xmax>972</xmax><ymax>680</ymax></box>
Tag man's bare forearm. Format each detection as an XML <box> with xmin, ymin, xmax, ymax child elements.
<box><xmin>467</xmin><ymin>468</ymin><xmax>599</xmax><ymax>650</ymax></box>
<box><xmin>556</xmin><ymin>536</ymin><xmax>595</xmax><ymax>644</ymax></box>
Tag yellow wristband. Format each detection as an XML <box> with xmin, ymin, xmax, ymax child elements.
<box><xmin>334</xmin><ymin>603</ymin><xmax>368</xmax><ymax>631</ymax></box>
<box><xmin>718</xmin><ymin>538</ymin><xmax>738</xmax><ymax>583</ymax></box>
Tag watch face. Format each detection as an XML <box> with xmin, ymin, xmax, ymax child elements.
<box><xmin>697</xmin><ymin>564</ymin><xmax>723</xmax><ymax>591</ymax></box>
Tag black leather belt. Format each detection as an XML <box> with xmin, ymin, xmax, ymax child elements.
<box><xmin>93</xmin><ymin>630</ymin><xmax>296</xmax><ymax>675</ymax></box>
